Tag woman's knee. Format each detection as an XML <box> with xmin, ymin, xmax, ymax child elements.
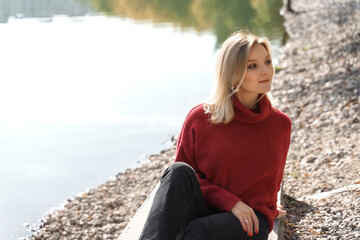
<box><xmin>161</xmin><ymin>162</ymin><xmax>197</xmax><ymax>183</ymax></box>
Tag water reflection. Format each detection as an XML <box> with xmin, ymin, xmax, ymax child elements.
<box><xmin>82</xmin><ymin>0</ymin><xmax>284</xmax><ymax>46</ymax></box>
<box><xmin>0</xmin><ymin>0</ymin><xmax>96</xmax><ymax>23</ymax></box>
<box><xmin>1</xmin><ymin>0</ymin><xmax>284</xmax><ymax>46</ymax></box>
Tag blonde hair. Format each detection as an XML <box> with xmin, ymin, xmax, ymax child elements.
<box><xmin>204</xmin><ymin>30</ymin><xmax>275</xmax><ymax>124</ymax></box>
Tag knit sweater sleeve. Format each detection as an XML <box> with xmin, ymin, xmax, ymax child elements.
<box><xmin>274</xmin><ymin>115</ymin><xmax>292</xmax><ymax>217</ymax></box>
<box><xmin>276</xmin><ymin>115</ymin><xmax>292</xmax><ymax>191</ymax></box>
<box><xmin>174</xmin><ymin>107</ymin><xmax>241</xmax><ymax>212</ymax></box>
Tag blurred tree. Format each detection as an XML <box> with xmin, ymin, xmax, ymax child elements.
<box><xmin>249</xmin><ymin>0</ymin><xmax>284</xmax><ymax>40</ymax></box>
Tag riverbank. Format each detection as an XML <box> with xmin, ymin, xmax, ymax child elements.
<box><xmin>26</xmin><ymin>146</ymin><xmax>175</xmax><ymax>240</ymax></box>
<box><xmin>27</xmin><ymin>0</ymin><xmax>359</xmax><ymax>239</ymax></box>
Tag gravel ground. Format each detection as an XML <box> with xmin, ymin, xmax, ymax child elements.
<box><xmin>275</xmin><ymin>0</ymin><xmax>360</xmax><ymax>239</ymax></box>
<box><xmin>26</xmin><ymin>0</ymin><xmax>359</xmax><ymax>239</ymax></box>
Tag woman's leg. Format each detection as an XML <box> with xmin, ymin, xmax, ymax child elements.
<box><xmin>139</xmin><ymin>162</ymin><xmax>209</xmax><ymax>240</ymax></box>
<box><xmin>181</xmin><ymin>210</ymin><xmax>269</xmax><ymax>240</ymax></box>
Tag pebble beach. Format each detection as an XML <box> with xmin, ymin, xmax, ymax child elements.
<box><xmin>27</xmin><ymin>0</ymin><xmax>359</xmax><ymax>239</ymax></box>
<box><xmin>277</xmin><ymin>0</ymin><xmax>360</xmax><ymax>239</ymax></box>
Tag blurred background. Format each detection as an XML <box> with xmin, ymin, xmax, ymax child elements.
<box><xmin>0</xmin><ymin>0</ymin><xmax>286</xmax><ymax>239</ymax></box>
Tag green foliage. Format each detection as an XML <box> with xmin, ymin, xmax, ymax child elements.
<box><xmin>303</xmin><ymin>45</ymin><xmax>311</xmax><ymax>51</ymax></box>
<box><xmin>275</xmin><ymin>65</ymin><xmax>284</xmax><ymax>72</ymax></box>
<box><xmin>290</xmin><ymin>171</ymin><xmax>298</xmax><ymax>180</ymax></box>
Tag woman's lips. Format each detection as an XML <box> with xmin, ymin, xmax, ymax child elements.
<box><xmin>259</xmin><ymin>79</ymin><xmax>269</xmax><ymax>83</ymax></box>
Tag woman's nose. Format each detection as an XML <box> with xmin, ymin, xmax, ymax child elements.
<box><xmin>260</xmin><ymin>64</ymin><xmax>270</xmax><ymax>75</ymax></box>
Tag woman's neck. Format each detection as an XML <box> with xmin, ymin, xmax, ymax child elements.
<box><xmin>235</xmin><ymin>92</ymin><xmax>259</xmax><ymax>109</ymax></box>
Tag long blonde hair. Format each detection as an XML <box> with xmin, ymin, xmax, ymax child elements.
<box><xmin>204</xmin><ymin>30</ymin><xmax>274</xmax><ymax>124</ymax></box>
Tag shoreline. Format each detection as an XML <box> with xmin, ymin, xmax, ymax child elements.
<box><xmin>28</xmin><ymin>0</ymin><xmax>359</xmax><ymax>239</ymax></box>
<box><xmin>27</xmin><ymin>146</ymin><xmax>176</xmax><ymax>240</ymax></box>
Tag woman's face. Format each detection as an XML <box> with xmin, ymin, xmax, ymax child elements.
<box><xmin>239</xmin><ymin>43</ymin><xmax>274</xmax><ymax>95</ymax></box>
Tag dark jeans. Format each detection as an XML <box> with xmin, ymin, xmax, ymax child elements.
<box><xmin>139</xmin><ymin>162</ymin><xmax>269</xmax><ymax>240</ymax></box>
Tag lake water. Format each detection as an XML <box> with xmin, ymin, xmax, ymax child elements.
<box><xmin>0</xmin><ymin>0</ymin><xmax>285</xmax><ymax>239</ymax></box>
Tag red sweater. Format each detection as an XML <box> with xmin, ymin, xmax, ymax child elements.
<box><xmin>174</xmin><ymin>95</ymin><xmax>291</xmax><ymax>232</ymax></box>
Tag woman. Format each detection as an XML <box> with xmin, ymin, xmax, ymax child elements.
<box><xmin>139</xmin><ymin>30</ymin><xmax>291</xmax><ymax>240</ymax></box>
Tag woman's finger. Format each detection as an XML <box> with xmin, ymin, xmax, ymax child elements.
<box><xmin>238</xmin><ymin>217</ymin><xmax>248</xmax><ymax>233</ymax></box>
<box><xmin>244</xmin><ymin>216</ymin><xmax>253</xmax><ymax>237</ymax></box>
<box><xmin>276</xmin><ymin>209</ymin><xmax>287</xmax><ymax>219</ymax></box>
<box><xmin>251</xmin><ymin>212</ymin><xmax>259</xmax><ymax>234</ymax></box>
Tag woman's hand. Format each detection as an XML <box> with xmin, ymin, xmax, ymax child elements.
<box><xmin>230</xmin><ymin>200</ymin><xmax>259</xmax><ymax>237</ymax></box>
<box><xmin>275</xmin><ymin>204</ymin><xmax>287</xmax><ymax>219</ymax></box>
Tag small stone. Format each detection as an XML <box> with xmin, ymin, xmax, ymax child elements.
<box><xmin>321</xmin><ymin>226</ymin><xmax>329</xmax><ymax>232</ymax></box>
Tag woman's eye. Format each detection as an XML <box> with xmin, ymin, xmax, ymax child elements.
<box><xmin>266</xmin><ymin>60</ymin><xmax>272</xmax><ymax>64</ymax></box>
<box><xmin>248</xmin><ymin>64</ymin><xmax>257</xmax><ymax>69</ymax></box>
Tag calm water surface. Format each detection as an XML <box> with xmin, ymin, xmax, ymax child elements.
<box><xmin>0</xmin><ymin>0</ymin><xmax>285</xmax><ymax>238</ymax></box>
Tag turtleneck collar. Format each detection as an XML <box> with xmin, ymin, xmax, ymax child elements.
<box><xmin>232</xmin><ymin>95</ymin><xmax>272</xmax><ymax>124</ymax></box>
